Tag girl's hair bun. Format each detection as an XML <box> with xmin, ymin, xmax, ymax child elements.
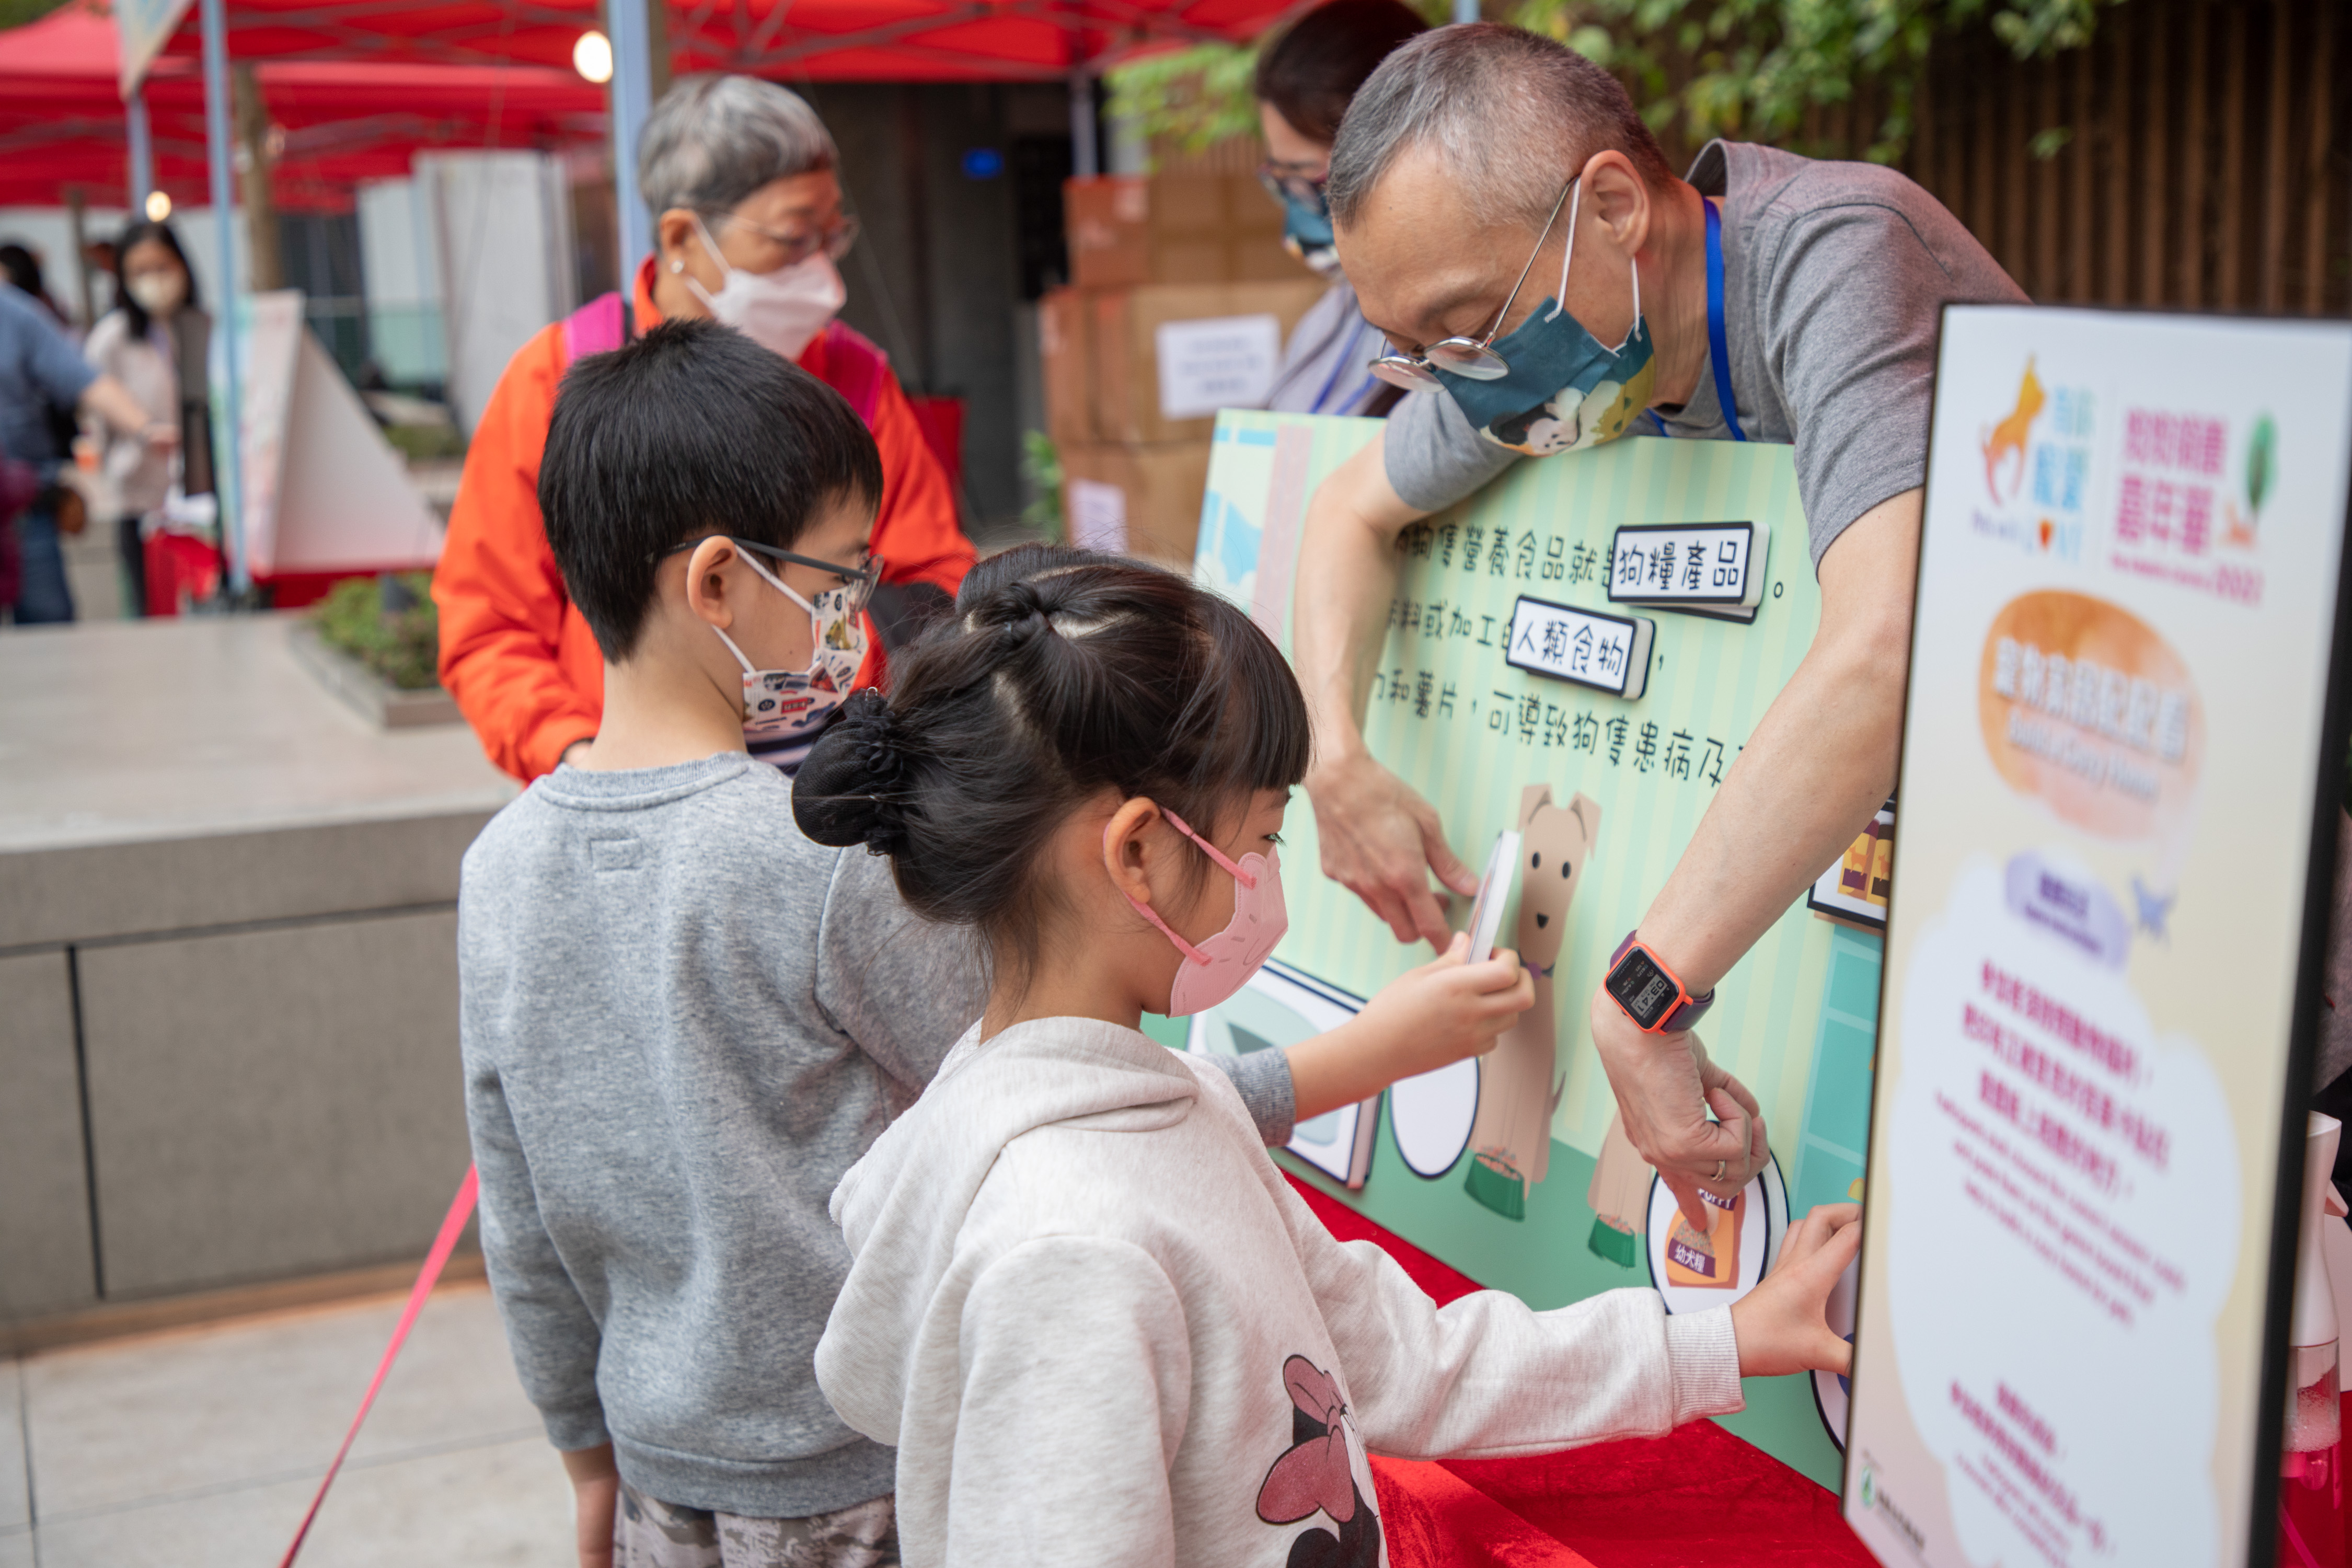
<box><xmin>792</xmin><ymin>687</ymin><xmax>912</xmax><ymax>853</ymax></box>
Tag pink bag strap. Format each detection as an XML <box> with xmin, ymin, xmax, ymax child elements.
<box><xmin>817</xmin><ymin>320</ymin><xmax>887</xmax><ymax>425</ymax></box>
<box><xmin>560</xmin><ymin>292</ymin><xmax>630</xmax><ymax>365</ymax></box>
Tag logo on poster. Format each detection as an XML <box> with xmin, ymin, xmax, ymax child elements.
<box><xmin>1973</xmin><ymin>358</ymin><xmax>2089</xmax><ymax>562</ymax></box>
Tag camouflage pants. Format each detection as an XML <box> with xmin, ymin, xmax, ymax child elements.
<box><xmin>613</xmin><ymin>1481</ymin><xmax>898</xmax><ymax>1568</ymax></box>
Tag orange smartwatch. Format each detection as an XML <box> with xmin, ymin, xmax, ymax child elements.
<box><xmin>1604</xmin><ymin>931</ymin><xmax>1715</xmax><ymax>1034</ymax></box>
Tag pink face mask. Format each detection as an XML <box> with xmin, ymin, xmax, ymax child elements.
<box><xmin>1116</xmin><ymin>808</ymin><xmax>1289</xmax><ymax>1017</ymax></box>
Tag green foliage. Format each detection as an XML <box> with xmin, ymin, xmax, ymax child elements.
<box><xmin>1020</xmin><ymin>431</ymin><xmax>1065</xmax><ymax>541</ymax></box>
<box><xmin>1103</xmin><ymin>0</ymin><xmax>1454</xmax><ymax>160</ymax></box>
<box><xmin>0</xmin><ymin>0</ymin><xmax>70</xmax><ymax>31</ymax></box>
<box><xmin>315</xmin><ymin>573</ymin><xmax>442</xmax><ymax>691</ymax></box>
<box><xmin>1508</xmin><ymin>0</ymin><xmax>2125</xmax><ymax>164</ymax></box>
<box><xmin>1105</xmin><ymin>44</ymin><xmax>1265</xmax><ymax>158</ymax></box>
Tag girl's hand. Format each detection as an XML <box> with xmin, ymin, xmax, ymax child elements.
<box><xmin>1727</xmin><ymin>1203</ymin><xmax>1863</xmax><ymax>1379</ymax></box>
<box><xmin>1360</xmin><ymin>932</ymin><xmax>1537</xmax><ymax>1075</ymax></box>
<box><xmin>1281</xmin><ymin>935</ymin><xmax>1535</xmax><ymax>1121</ymax></box>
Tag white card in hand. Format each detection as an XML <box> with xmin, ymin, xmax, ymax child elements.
<box><xmin>1463</xmin><ymin>829</ymin><xmax>1521</xmax><ymax>964</ymax></box>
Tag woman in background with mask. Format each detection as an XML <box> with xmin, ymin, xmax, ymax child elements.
<box><xmin>1254</xmin><ymin>0</ymin><xmax>1425</xmax><ymax>418</ymax></box>
<box><xmin>83</xmin><ymin>221</ymin><xmax>213</xmax><ymax>618</ymax></box>
<box><xmin>434</xmin><ymin>73</ymin><xmax>973</xmax><ymax>783</ymax></box>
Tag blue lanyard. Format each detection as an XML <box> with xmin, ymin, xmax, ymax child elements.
<box><xmin>1703</xmin><ymin>197</ymin><xmax>1745</xmax><ymax>441</ymax></box>
<box><xmin>1653</xmin><ymin>199</ymin><xmax>1745</xmax><ymax>441</ymax></box>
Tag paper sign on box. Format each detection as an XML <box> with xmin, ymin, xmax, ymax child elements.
<box><xmin>1155</xmin><ymin>315</ymin><xmax>1282</xmax><ymax>420</ymax></box>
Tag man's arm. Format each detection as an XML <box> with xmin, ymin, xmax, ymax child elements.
<box><xmin>1293</xmin><ymin>431</ymin><xmax>1479</xmax><ymax>946</ymax></box>
<box><xmin>1592</xmin><ymin>490</ymin><xmax>1919</xmax><ymax>1227</ymax></box>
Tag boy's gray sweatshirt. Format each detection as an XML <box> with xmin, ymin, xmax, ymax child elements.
<box><xmin>458</xmin><ymin>755</ymin><xmax>1295</xmax><ymax>1519</ymax></box>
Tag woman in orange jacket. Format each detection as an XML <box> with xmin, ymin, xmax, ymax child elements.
<box><xmin>433</xmin><ymin>74</ymin><xmax>976</xmax><ymax>782</ymax></box>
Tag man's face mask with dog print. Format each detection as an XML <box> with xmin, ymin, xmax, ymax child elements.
<box><xmin>1430</xmin><ymin>179</ymin><xmax>1658</xmax><ymax>457</ymax></box>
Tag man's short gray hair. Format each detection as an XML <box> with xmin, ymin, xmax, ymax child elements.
<box><xmin>638</xmin><ymin>74</ymin><xmax>839</xmax><ymax>217</ymax></box>
<box><xmin>1327</xmin><ymin>24</ymin><xmax>1673</xmax><ymax>234</ymax></box>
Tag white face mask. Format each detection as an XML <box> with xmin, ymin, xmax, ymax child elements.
<box><xmin>126</xmin><ymin>272</ymin><xmax>185</xmax><ymax>315</ymax></box>
<box><xmin>684</xmin><ymin>215</ymin><xmax>846</xmax><ymax>362</ymax></box>
<box><xmin>712</xmin><ymin>548</ymin><xmax>868</xmax><ymax>760</ymax></box>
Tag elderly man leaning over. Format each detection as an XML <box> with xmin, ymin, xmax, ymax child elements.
<box><xmin>434</xmin><ymin>74</ymin><xmax>974</xmax><ymax>783</ymax></box>
<box><xmin>1290</xmin><ymin>24</ymin><xmax>2025</xmax><ymax>1228</ymax></box>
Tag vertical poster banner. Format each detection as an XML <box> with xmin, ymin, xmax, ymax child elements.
<box><xmin>1844</xmin><ymin>307</ymin><xmax>2352</xmax><ymax>1567</ymax></box>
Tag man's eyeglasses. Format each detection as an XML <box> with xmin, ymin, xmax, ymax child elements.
<box><xmin>1369</xmin><ymin>175</ymin><xmax>1578</xmax><ymax>394</ymax></box>
<box><xmin>713</xmin><ymin>210</ymin><xmax>861</xmax><ymax>269</ymax></box>
<box><xmin>657</xmin><ymin>536</ymin><xmax>884</xmax><ymax>620</ymax></box>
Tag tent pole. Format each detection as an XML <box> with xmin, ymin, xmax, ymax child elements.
<box><xmin>200</xmin><ymin>0</ymin><xmax>247</xmax><ymax>597</ymax></box>
<box><xmin>608</xmin><ymin>0</ymin><xmax>655</xmax><ymax>291</ymax></box>
<box><xmin>1069</xmin><ymin>66</ymin><xmax>1097</xmax><ymax>179</ymax></box>
<box><xmin>126</xmin><ymin>84</ymin><xmax>154</xmax><ymax>214</ymax></box>
<box><xmin>1451</xmin><ymin>0</ymin><xmax>1477</xmax><ymax>21</ymax></box>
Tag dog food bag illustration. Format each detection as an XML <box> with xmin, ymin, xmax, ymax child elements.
<box><xmin>1585</xmin><ymin>1111</ymin><xmax>1653</xmax><ymax>1267</ymax></box>
<box><xmin>1464</xmin><ymin>786</ymin><xmax>1600</xmax><ymax>1220</ymax></box>
<box><xmin>1662</xmin><ymin>1185</ymin><xmax>1745</xmax><ymax>1290</ymax></box>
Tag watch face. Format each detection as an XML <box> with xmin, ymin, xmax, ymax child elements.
<box><xmin>1608</xmin><ymin>948</ymin><xmax>1678</xmax><ymax>1029</ymax></box>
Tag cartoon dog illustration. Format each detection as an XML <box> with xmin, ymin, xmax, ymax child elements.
<box><xmin>1463</xmin><ymin>785</ymin><xmax>1600</xmax><ymax>1220</ymax></box>
<box><xmin>1980</xmin><ymin>356</ymin><xmax>2044</xmax><ymax>503</ymax></box>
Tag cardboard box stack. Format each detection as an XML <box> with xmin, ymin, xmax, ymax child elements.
<box><xmin>1042</xmin><ymin>142</ymin><xmax>1328</xmax><ymax>565</ymax></box>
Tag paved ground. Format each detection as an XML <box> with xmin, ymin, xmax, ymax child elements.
<box><xmin>2</xmin><ymin>1282</ymin><xmax>574</xmax><ymax>1567</ymax></box>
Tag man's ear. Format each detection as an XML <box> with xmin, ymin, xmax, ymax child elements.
<box><xmin>1101</xmin><ymin>796</ymin><xmax>1167</xmax><ymax>907</ymax></box>
<box><xmin>1580</xmin><ymin>151</ymin><xmax>1652</xmax><ymax>253</ymax></box>
<box><xmin>681</xmin><ymin>536</ymin><xmax>741</xmax><ymax>631</ymax></box>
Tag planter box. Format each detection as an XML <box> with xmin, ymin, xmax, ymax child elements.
<box><xmin>287</xmin><ymin>619</ymin><xmax>460</xmax><ymax>728</ymax></box>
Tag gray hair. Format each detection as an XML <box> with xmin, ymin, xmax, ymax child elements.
<box><xmin>1327</xmin><ymin>24</ymin><xmax>1672</xmax><ymax>235</ymax></box>
<box><xmin>638</xmin><ymin>74</ymin><xmax>839</xmax><ymax>216</ymax></box>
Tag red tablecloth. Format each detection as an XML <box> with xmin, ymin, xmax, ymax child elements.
<box><xmin>1287</xmin><ymin>1174</ymin><xmax>1877</xmax><ymax>1568</ymax></box>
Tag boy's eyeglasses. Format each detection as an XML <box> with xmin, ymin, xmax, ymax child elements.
<box><xmin>1369</xmin><ymin>175</ymin><xmax>1578</xmax><ymax>394</ymax></box>
<box><xmin>657</xmin><ymin>537</ymin><xmax>885</xmax><ymax>620</ymax></box>
<box><xmin>714</xmin><ymin>211</ymin><xmax>861</xmax><ymax>269</ymax></box>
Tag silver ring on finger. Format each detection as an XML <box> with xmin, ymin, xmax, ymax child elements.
<box><xmin>1713</xmin><ymin>1159</ymin><xmax>1726</xmax><ymax>1183</ymax></box>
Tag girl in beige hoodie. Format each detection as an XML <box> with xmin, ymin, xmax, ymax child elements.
<box><xmin>796</xmin><ymin>546</ymin><xmax>1859</xmax><ymax>1568</ymax></box>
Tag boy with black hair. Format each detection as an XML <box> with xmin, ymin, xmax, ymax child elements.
<box><xmin>460</xmin><ymin>319</ymin><xmax>1535</xmax><ymax>1567</ymax></box>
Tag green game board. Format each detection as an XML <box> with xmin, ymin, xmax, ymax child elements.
<box><xmin>1170</xmin><ymin>410</ymin><xmax>1882</xmax><ymax>1491</ymax></box>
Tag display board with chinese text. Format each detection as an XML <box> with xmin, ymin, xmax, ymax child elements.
<box><xmin>1841</xmin><ymin>307</ymin><xmax>2352</xmax><ymax>1568</ymax></box>
<box><xmin>1191</xmin><ymin>412</ymin><xmax>1886</xmax><ymax>1486</ymax></box>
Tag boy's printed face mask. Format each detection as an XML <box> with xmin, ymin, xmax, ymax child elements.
<box><xmin>1427</xmin><ymin>180</ymin><xmax>1659</xmax><ymax>457</ymax></box>
<box><xmin>710</xmin><ymin>547</ymin><xmax>869</xmax><ymax>750</ymax></box>
<box><xmin>1115</xmin><ymin>809</ymin><xmax>1289</xmax><ymax>1017</ymax></box>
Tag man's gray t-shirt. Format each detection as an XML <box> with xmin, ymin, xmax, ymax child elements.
<box><xmin>1385</xmin><ymin>140</ymin><xmax>2027</xmax><ymax>568</ymax></box>
<box><xmin>459</xmin><ymin>755</ymin><xmax>1294</xmax><ymax>1518</ymax></box>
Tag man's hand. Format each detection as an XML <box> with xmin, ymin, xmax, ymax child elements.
<box><xmin>1285</xmin><ymin>934</ymin><xmax>1534</xmax><ymax>1120</ymax></box>
<box><xmin>1305</xmin><ymin>748</ymin><xmax>1480</xmax><ymax>947</ymax></box>
<box><xmin>1729</xmin><ymin>1203</ymin><xmax>1862</xmax><ymax>1379</ymax></box>
<box><xmin>560</xmin><ymin>1443</ymin><xmax>619</xmax><ymax>1568</ymax></box>
<box><xmin>1588</xmin><ymin>988</ymin><xmax>1767</xmax><ymax>1230</ymax></box>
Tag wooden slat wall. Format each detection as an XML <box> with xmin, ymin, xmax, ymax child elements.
<box><xmin>1901</xmin><ymin>0</ymin><xmax>2349</xmax><ymax>315</ymax></box>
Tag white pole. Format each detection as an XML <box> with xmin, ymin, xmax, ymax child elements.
<box><xmin>126</xmin><ymin>84</ymin><xmax>154</xmax><ymax>213</ymax></box>
<box><xmin>1451</xmin><ymin>0</ymin><xmax>1477</xmax><ymax>21</ymax></box>
<box><xmin>199</xmin><ymin>0</ymin><xmax>246</xmax><ymax>596</ymax></box>
<box><xmin>608</xmin><ymin>0</ymin><xmax>654</xmax><ymax>290</ymax></box>
<box><xmin>1069</xmin><ymin>67</ymin><xmax>1097</xmax><ymax>179</ymax></box>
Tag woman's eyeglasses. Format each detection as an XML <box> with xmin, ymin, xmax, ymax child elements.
<box><xmin>1256</xmin><ymin>165</ymin><xmax>1328</xmax><ymax>209</ymax></box>
<box><xmin>1368</xmin><ymin>175</ymin><xmax>1578</xmax><ymax>394</ymax></box>
<box><xmin>714</xmin><ymin>211</ymin><xmax>861</xmax><ymax>269</ymax></box>
<box><xmin>656</xmin><ymin>537</ymin><xmax>884</xmax><ymax>620</ymax></box>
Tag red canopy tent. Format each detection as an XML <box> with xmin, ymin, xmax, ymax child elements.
<box><xmin>0</xmin><ymin>1</ymin><xmax>606</xmax><ymax>210</ymax></box>
<box><xmin>145</xmin><ymin>0</ymin><xmax>1300</xmax><ymax>81</ymax></box>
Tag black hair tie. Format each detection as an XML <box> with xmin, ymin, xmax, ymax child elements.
<box><xmin>792</xmin><ymin>688</ymin><xmax>912</xmax><ymax>854</ymax></box>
